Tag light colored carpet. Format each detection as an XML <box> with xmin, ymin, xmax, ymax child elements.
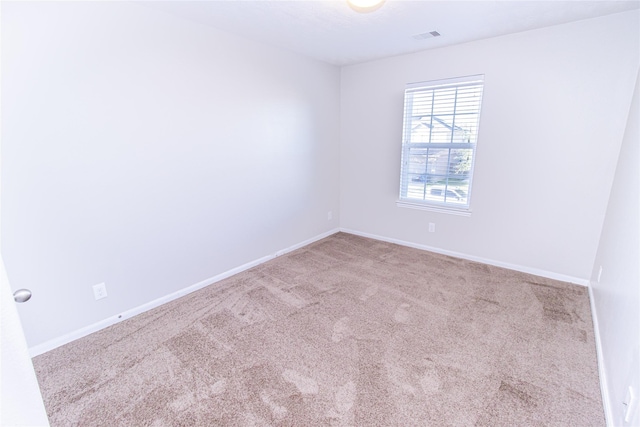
<box><xmin>33</xmin><ymin>232</ymin><xmax>604</xmax><ymax>426</ymax></box>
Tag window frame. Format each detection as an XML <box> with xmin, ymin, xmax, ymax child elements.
<box><xmin>396</xmin><ymin>75</ymin><xmax>484</xmax><ymax>216</ymax></box>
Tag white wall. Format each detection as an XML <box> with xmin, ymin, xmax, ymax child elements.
<box><xmin>340</xmin><ymin>11</ymin><xmax>639</xmax><ymax>283</ymax></box>
<box><xmin>1</xmin><ymin>2</ymin><xmax>340</xmax><ymax>348</ymax></box>
<box><xmin>590</xmin><ymin>70</ymin><xmax>639</xmax><ymax>426</ymax></box>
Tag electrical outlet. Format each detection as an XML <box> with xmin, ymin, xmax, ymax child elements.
<box><xmin>429</xmin><ymin>223</ymin><xmax>436</xmax><ymax>233</ymax></box>
<box><xmin>93</xmin><ymin>283</ymin><xmax>108</xmax><ymax>300</ymax></box>
<box><xmin>328</xmin><ymin>211</ymin><xmax>333</xmax><ymax>221</ymax></box>
<box><xmin>598</xmin><ymin>266</ymin><xmax>603</xmax><ymax>283</ymax></box>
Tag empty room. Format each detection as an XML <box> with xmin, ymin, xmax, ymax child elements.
<box><xmin>1</xmin><ymin>0</ymin><xmax>638</xmax><ymax>426</ymax></box>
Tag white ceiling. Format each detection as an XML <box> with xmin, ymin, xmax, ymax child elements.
<box><xmin>142</xmin><ymin>0</ymin><xmax>640</xmax><ymax>66</ymax></box>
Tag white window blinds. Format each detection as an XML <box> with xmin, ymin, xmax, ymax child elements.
<box><xmin>398</xmin><ymin>75</ymin><xmax>484</xmax><ymax>212</ymax></box>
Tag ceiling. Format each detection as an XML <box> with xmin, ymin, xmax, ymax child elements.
<box><xmin>142</xmin><ymin>1</ymin><xmax>640</xmax><ymax>66</ymax></box>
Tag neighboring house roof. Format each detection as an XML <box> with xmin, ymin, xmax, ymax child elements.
<box><xmin>411</xmin><ymin>116</ymin><xmax>466</xmax><ymax>133</ymax></box>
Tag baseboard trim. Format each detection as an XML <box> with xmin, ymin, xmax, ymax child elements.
<box><xmin>29</xmin><ymin>228</ymin><xmax>340</xmax><ymax>357</ymax></box>
<box><xmin>339</xmin><ymin>228</ymin><xmax>590</xmax><ymax>286</ymax></box>
<box><xmin>588</xmin><ymin>283</ymin><xmax>613</xmax><ymax>426</ymax></box>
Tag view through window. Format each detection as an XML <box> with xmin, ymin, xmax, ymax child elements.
<box><xmin>398</xmin><ymin>75</ymin><xmax>484</xmax><ymax>212</ymax></box>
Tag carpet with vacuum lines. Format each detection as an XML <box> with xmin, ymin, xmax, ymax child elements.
<box><xmin>33</xmin><ymin>232</ymin><xmax>604</xmax><ymax>426</ymax></box>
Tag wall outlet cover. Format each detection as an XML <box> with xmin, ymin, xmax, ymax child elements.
<box><xmin>93</xmin><ymin>283</ymin><xmax>107</xmax><ymax>301</ymax></box>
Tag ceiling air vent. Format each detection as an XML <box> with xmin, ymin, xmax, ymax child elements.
<box><xmin>413</xmin><ymin>31</ymin><xmax>441</xmax><ymax>40</ymax></box>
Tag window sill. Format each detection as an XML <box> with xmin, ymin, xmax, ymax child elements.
<box><xmin>396</xmin><ymin>200</ymin><xmax>472</xmax><ymax>217</ymax></box>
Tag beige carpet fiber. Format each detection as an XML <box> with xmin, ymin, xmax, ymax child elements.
<box><xmin>33</xmin><ymin>232</ymin><xmax>604</xmax><ymax>426</ymax></box>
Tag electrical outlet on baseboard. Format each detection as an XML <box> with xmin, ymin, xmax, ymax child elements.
<box><xmin>328</xmin><ymin>211</ymin><xmax>333</xmax><ymax>221</ymax></box>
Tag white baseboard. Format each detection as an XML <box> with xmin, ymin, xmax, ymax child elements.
<box><xmin>339</xmin><ymin>228</ymin><xmax>590</xmax><ymax>286</ymax></box>
<box><xmin>29</xmin><ymin>226</ymin><xmax>587</xmax><ymax>357</ymax></box>
<box><xmin>588</xmin><ymin>283</ymin><xmax>613</xmax><ymax>426</ymax></box>
<box><xmin>29</xmin><ymin>228</ymin><xmax>340</xmax><ymax>357</ymax></box>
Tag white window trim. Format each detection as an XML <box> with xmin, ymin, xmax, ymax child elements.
<box><xmin>395</xmin><ymin>200</ymin><xmax>472</xmax><ymax>217</ymax></box>
<box><xmin>398</xmin><ymin>74</ymin><xmax>484</xmax><ymax>215</ymax></box>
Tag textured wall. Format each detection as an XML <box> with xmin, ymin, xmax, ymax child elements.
<box><xmin>591</xmin><ymin>70</ymin><xmax>640</xmax><ymax>426</ymax></box>
<box><xmin>339</xmin><ymin>11</ymin><xmax>639</xmax><ymax>282</ymax></box>
<box><xmin>1</xmin><ymin>2</ymin><xmax>341</xmax><ymax>348</ymax></box>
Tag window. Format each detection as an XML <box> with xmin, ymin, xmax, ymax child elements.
<box><xmin>398</xmin><ymin>75</ymin><xmax>484</xmax><ymax>215</ymax></box>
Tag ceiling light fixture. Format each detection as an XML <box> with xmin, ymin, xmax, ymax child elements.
<box><xmin>347</xmin><ymin>0</ymin><xmax>385</xmax><ymax>13</ymax></box>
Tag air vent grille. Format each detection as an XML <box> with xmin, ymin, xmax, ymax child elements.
<box><xmin>413</xmin><ymin>30</ymin><xmax>441</xmax><ymax>40</ymax></box>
